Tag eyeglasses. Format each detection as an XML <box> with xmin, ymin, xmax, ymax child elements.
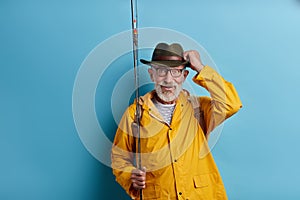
<box><xmin>152</xmin><ymin>66</ymin><xmax>186</xmax><ymax>78</ymax></box>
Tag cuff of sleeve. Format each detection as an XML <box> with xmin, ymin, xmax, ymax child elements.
<box><xmin>193</xmin><ymin>66</ymin><xmax>217</xmax><ymax>86</ymax></box>
<box><xmin>113</xmin><ymin>166</ymin><xmax>137</xmax><ymax>198</ymax></box>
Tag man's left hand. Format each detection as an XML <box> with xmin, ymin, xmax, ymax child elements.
<box><xmin>183</xmin><ymin>50</ymin><xmax>204</xmax><ymax>73</ymax></box>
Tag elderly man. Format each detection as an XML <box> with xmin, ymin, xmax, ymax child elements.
<box><xmin>111</xmin><ymin>43</ymin><xmax>242</xmax><ymax>200</ymax></box>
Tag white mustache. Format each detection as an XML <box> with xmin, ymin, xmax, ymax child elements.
<box><xmin>159</xmin><ymin>82</ymin><xmax>177</xmax><ymax>87</ymax></box>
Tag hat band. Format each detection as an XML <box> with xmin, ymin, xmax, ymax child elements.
<box><xmin>154</xmin><ymin>55</ymin><xmax>184</xmax><ymax>61</ymax></box>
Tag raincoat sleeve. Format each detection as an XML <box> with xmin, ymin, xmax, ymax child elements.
<box><xmin>192</xmin><ymin>66</ymin><xmax>242</xmax><ymax>136</ymax></box>
<box><xmin>111</xmin><ymin>104</ymin><xmax>140</xmax><ymax>199</ymax></box>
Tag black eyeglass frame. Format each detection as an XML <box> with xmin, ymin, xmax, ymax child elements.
<box><xmin>151</xmin><ymin>66</ymin><xmax>187</xmax><ymax>78</ymax></box>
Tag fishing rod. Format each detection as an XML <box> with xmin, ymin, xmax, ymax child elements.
<box><xmin>130</xmin><ymin>0</ymin><xmax>143</xmax><ymax>199</ymax></box>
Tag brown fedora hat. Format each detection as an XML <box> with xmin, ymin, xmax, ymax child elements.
<box><xmin>140</xmin><ymin>43</ymin><xmax>189</xmax><ymax>67</ymax></box>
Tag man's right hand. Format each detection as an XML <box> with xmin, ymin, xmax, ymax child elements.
<box><xmin>131</xmin><ymin>167</ymin><xmax>146</xmax><ymax>190</ymax></box>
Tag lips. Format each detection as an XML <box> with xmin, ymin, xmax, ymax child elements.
<box><xmin>160</xmin><ymin>85</ymin><xmax>175</xmax><ymax>92</ymax></box>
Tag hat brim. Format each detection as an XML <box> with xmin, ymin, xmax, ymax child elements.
<box><xmin>140</xmin><ymin>59</ymin><xmax>189</xmax><ymax>67</ymax></box>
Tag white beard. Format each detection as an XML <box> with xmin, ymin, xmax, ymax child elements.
<box><xmin>155</xmin><ymin>81</ymin><xmax>182</xmax><ymax>103</ymax></box>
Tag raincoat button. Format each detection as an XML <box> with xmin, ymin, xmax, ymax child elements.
<box><xmin>179</xmin><ymin>192</ymin><xmax>182</xmax><ymax>195</ymax></box>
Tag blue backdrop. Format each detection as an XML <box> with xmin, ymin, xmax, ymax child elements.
<box><xmin>1</xmin><ymin>0</ymin><xmax>300</xmax><ymax>199</ymax></box>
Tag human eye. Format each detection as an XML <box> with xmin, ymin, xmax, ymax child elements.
<box><xmin>171</xmin><ymin>69</ymin><xmax>181</xmax><ymax>76</ymax></box>
<box><xmin>158</xmin><ymin>68</ymin><xmax>167</xmax><ymax>75</ymax></box>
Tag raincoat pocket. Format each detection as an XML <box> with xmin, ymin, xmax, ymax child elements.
<box><xmin>193</xmin><ymin>173</ymin><xmax>227</xmax><ymax>200</ymax></box>
<box><xmin>143</xmin><ymin>184</ymin><xmax>161</xmax><ymax>199</ymax></box>
<box><xmin>193</xmin><ymin>174</ymin><xmax>209</xmax><ymax>188</ymax></box>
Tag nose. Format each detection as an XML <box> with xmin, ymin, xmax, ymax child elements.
<box><xmin>164</xmin><ymin>70</ymin><xmax>173</xmax><ymax>83</ymax></box>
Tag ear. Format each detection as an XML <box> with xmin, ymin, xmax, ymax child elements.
<box><xmin>148</xmin><ymin>68</ymin><xmax>155</xmax><ymax>81</ymax></box>
<box><xmin>183</xmin><ymin>70</ymin><xmax>189</xmax><ymax>80</ymax></box>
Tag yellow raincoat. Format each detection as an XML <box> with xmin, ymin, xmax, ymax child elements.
<box><xmin>111</xmin><ymin>66</ymin><xmax>242</xmax><ymax>200</ymax></box>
